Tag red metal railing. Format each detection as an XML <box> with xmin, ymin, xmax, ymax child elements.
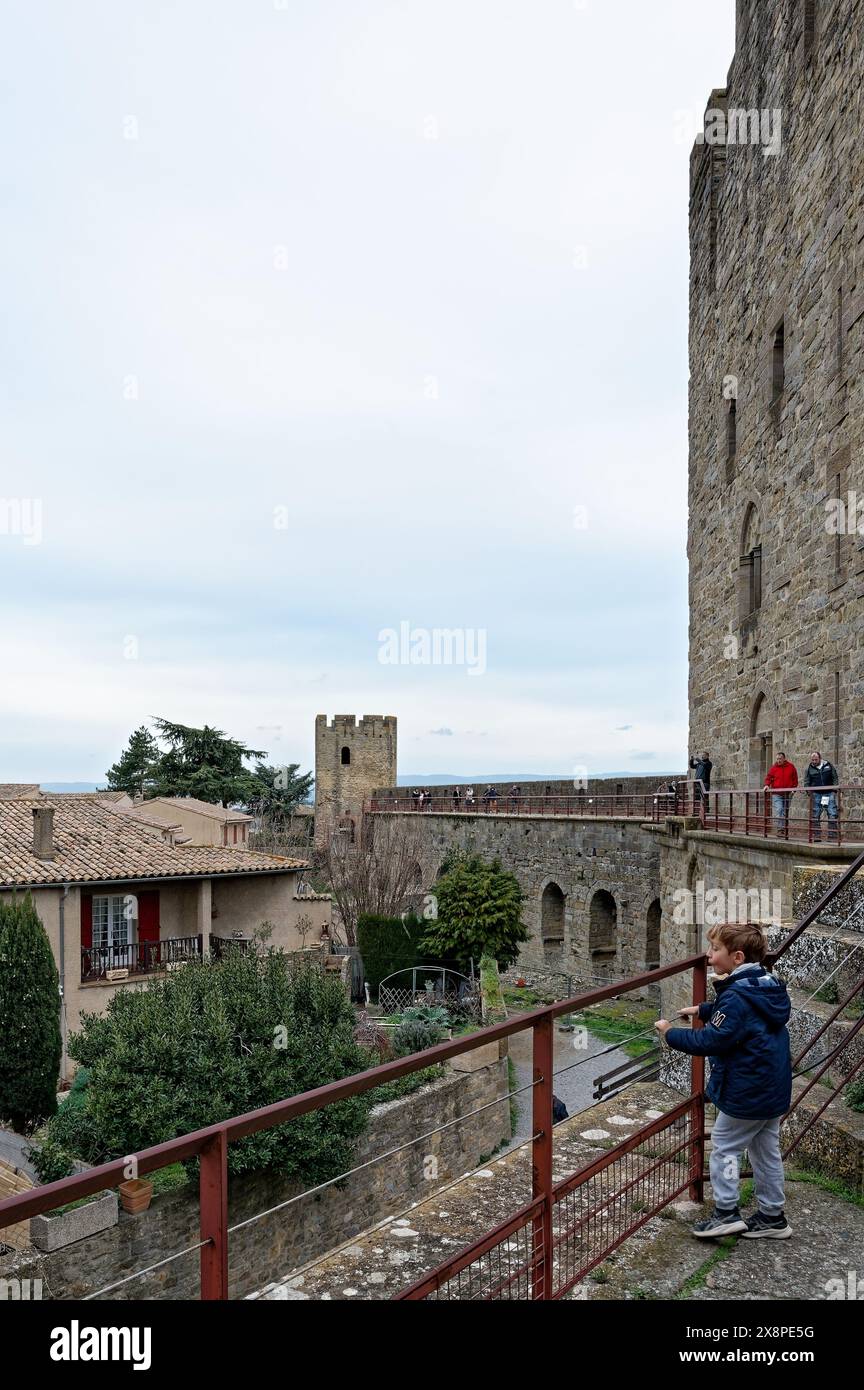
<box><xmin>702</xmin><ymin>785</ymin><xmax>864</xmax><ymax>845</ymax></box>
<box><xmin>367</xmin><ymin>784</ymin><xmax>864</xmax><ymax>844</ymax></box>
<box><xmin>0</xmin><ymin>956</ymin><xmax>707</xmax><ymax>1302</ymax></box>
<box><xmin>366</xmin><ymin>789</ymin><xmax>698</xmax><ymax>821</ymax></box>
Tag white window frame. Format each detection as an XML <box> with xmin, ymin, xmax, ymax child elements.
<box><xmin>92</xmin><ymin>894</ymin><xmax>137</xmax><ymax>950</ymax></box>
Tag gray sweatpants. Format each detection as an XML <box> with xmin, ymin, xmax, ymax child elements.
<box><xmin>709</xmin><ymin>1110</ymin><xmax>785</xmax><ymax>1215</ymax></box>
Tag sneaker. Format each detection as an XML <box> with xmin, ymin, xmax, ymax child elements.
<box><xmin>742</xmin><ymin>1210</ymin><xmax>793</xmax><ymax>1239</ymax></box>
<box><xmin>691</xmin><ymin>1206</ymin><xmax>748</xmax><ymax>1239</ymax></box>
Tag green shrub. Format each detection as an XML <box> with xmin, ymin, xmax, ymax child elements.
<box><xmin>392</xmin><ymin>1019</ymin><xmax>445</xmax><ymax>1056</ymax></box>
<box><xmin>0</xmin><ymin>894</ymin><xmax>62</xmax><ymax>1134</ymax></box>
<box><xmin>28</xmin><ymin>1136</ymin><xmax>76</xmax><ymax>1185</ymax></box>
<box><xmin>402</xmin><ymin>1004</ymin><xmax>451</xmax><ymax>1028</ymax></box>
<box><xmin>421</xmin><ymin>852</ymin><xmax>528</xmax><ymax>970</ymax></box>
<box><xmin>846</xmin><ymin>1077</ymin><xmax>864</xmax><ymax>1113</ymax></box>
<box><xmin>357</xmin><ymin>913</ymin><xmax>429</xmax><ymax>1001</ymax></box>
<box><xmin>39</xmin><ymin>951</ymin><xmax>374</xmax><ymax>1188</ymax></box>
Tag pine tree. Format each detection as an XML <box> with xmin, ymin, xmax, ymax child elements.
<box><xmin>149</xmin><ymin>718</ymin><xmax>266</xmax><ymax>805</ymax></box>
<box><xmin>0</xmin><ymin>895</ymin><xmax>62</xmax><ymax>1134</ymax></box>
<box><xmin>105</xmin><ymin>725</ymin><xmax>160</xmax><ymax>797</ymax></box>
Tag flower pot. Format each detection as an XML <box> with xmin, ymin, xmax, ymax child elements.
<box><xmin>119</xmin><ymin>1179</ymin><xmax>153</xmax><ymax>1214</ymax></box>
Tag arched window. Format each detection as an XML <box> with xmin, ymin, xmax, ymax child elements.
<box><xmin>589</xmin><ymin>890</ymin><xmax>617</xmax><ymax>973</ymax></box>
<box><xmin>726</xmin><ymin>398</ymin><xmax>737</xmax><ymax>470</ymax></box>
<box><xmin>739</xmin><ymin>504</ymin><xmax>763</xmax><ymax>622</ymax></box>
<box><xmin>646</xmin><ymin>899</ymin><xmax>661</xmax><ymax>971</ymax></box>
<box><xmin>341</xmin><ymin>746</ymin><xmax>351</xmax><ymax>766</ymax></box>
<box><xmin>749</xmin><ymin>691</ymin><xmax>774</xmax><ymax>786</ymax></box>
<box><xmin>541</xmin><ymin>883</ymin><xmax>565</xmax><ymax>945</ymax></box>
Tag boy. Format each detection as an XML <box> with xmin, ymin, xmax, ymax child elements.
<box><xmin>656</xmin><ymin>922</ymin><xmax>793</xmax><ymax>1240</ymax></box>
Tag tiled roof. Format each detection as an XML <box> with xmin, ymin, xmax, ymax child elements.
<box><xmin>0</xmin><ymin>784</ymin><xmax>42</xmax><ymax>799</ymax></box>
<box><xmin>0</xmin><ymin>799</ymin><xmax>307</xmax><ymax>888</ymax></box>
<box><xmin>141</xmin><ymin>796</ymin><xmax>253</xmax><ymax>823</ymax></box>
<box><xmin>53</xmin><ymin>790</ymin><xmax>130</xmax><ymax>803</ymax></box>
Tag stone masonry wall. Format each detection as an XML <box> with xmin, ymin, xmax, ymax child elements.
<box><xmin>314</xmin><ymin>714</ymin><xmax>397</xmax><ymax>847</ymax></box>
<box><xmin>688</xmin><ymin>0</ymin><xmax>864</xmax><ymax>790</ymax></box>
<box><xmin>376</xmin><ymin>810</ymin><xmax>664</xmax><ymax>984</ymax></box>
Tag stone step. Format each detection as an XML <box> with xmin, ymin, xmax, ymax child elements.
<box><xmin>585</xmin><ymin>1176</ymin><xmax>864</xmax><ymax>1301</ymax></box>
<box><xmin>786</xmin><ymin>986</ymin><xmax>864</xmax><ymax>1088</ymax></box>
<box><xmin>792</xmin><ymin>863</ymin><xmax>864</xmax><ymax>933</ymax></box>
<box><xmin>768</xmin><ymin>920</ymin><xmax>864</xmax><ymax>998</ymax></box>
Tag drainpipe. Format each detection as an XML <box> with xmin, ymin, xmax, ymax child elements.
<box><xmin>58</xmin><ymin>883</ymin><xmax>69</xmax><ymax>1081</ymax></box>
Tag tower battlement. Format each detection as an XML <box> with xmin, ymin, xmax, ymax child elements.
<box><xmin>314</xmin><ymin>714</ymin><xmax>398</xmax><ymax>846</ymax></box>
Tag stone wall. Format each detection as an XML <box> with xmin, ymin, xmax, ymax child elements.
<box><xmin>373</xmin><ymin>809</ymin><xmax>664</xmax><ymax>984</ymax></box>
<box><xmin>314</xmin><ymin>714</ymin><xmax>397</xmax><ymax>847</ymax></box>
<box><xmin>0</xmin><ymin>1057</ymin><xmax>509</xmax><ymax>1301</ymax></box>
<box><xmin>688</xmin><ymin>0</ymin><xmax>864</xmax><ymax>790</ymax></box>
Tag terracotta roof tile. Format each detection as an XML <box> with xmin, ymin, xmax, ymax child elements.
<box><xmin>0</xmin><ymin>799</ymin><xmax>306</xmax><ymax>887</ymax></box>
<box><xmin>141</xmin><ymin>797</ymin><xmax>253</xmax><ymax>823</ymax></box>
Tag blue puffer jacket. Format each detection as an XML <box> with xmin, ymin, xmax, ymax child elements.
<box><xmin>665</xmin><ymin>964</ymin><xmax>792</xmax><ymax>1118</ymax></box>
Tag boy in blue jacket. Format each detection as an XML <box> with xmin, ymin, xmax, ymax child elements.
<box><xmin>656</xmin><ymin>921</ymin><xmax>793</xmax><ymax>1240</ymax></box>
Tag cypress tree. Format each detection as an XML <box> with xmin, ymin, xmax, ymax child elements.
<box><xmin>0</xmin><ymin>894</ymin><xmax>62</xmax><ymax>1133</ymax></box>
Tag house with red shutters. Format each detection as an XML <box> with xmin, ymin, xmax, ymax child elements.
<box><xmin>0</xmin><ymin>797</ymin><xmax>331</xmax><ymax>1079</ymax></box>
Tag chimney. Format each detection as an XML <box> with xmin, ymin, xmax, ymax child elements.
<box><xmin>32</xmin><ymin>805</ymin><xmax>55</xmax><ymax>860</ymax></box>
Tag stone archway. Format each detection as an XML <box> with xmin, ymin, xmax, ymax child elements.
<box><xmin>646</xmin><ymin>898</ymin><xmax>661</xmax><ymax>970</ymax></box>
<box><xmin>589</xmin><ymin>889</ymin><xmax>618</xmax><ymax>978</ymax></box>
<box><xmin>749</xmin><ymin>690</ymin><xmax>775</xmax><ymax>786</ymax></box>
<box><xmin>540</xmin><ymin>882</ymin><xmax>565</xmax><ymax>964</ymax></box>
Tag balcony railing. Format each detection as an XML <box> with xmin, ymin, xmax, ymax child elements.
<box><xmin>80</xmin><ymin>934</ymin><xmax>204</xmax><ymax>982</ymax></box>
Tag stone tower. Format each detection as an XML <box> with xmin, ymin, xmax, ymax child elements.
<box><xmin>314</xmin><ymin>715</ymin><xmax>397</xmax><ymax>847</ymax></box>
<box><xmin>688</xmin><ymin>0</ymin><xmax>864</xmax><ymax>790</ymax></box>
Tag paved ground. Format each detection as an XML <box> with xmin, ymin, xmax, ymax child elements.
<box><xmin>0</xmin><ymin>1127</ymin><xmax>37</xmax><ymax>1181</ymax></box>
<box><xmin>507</xmin><ymin>1019</ymin><xmax>637</xmax><ymax>1137</ymax></box>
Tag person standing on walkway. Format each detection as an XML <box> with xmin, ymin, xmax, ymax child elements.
<box><xmin>690</xmin><ymin>751</ymin><xmax>713</xmax><ymax>810</ymax></box>
<box><xmin>804</xmin><ymin>751</ymin><xmax>839</xmax><ymax>843</ymax></box>
<box><xmin>656</xmin><ymin>922</ymin><xmax>793</xmax><ymax>1241</ymax></box>
<box><xmin>764</xmin><ymin>753</ymin><xmax>798</xmax><ymax>836</ymax></box>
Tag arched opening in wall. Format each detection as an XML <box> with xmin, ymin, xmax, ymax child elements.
<box><xmin>749</xmin><ymin>691</ymin><xmax>774</xmax><ymax>788</ymax></box>
<box><xmin>340</xmin><ymin>746</ymin><xmax>351</xmax><ymax>766</ymax></box>
<box><xmin>336</xmin><ymin>815</ymin><xmax>355</xmax><ymax>845</ymax></box>
<box><xmin>646</xmin><ymin>899</ymin><xmax>661</xmax><ymax>970</ymax></box>
<box><xmin>589</xmin><ymin>890</ymin><xmax>617</xmax><ymax>977</ymax></box>
<box><xmin>685</xmin><ymin>855</ymin><xmax>701</xmax><ymax>958</ymax></box>
<box><xmin>738</xmin><ymin>503</ymin><xmax>763</xmax><ymax>626</ymax></box>
<box><xmin>541</xmin><ymin>883</ymin><xmax>565</xmax><ymax>960</ymax></box>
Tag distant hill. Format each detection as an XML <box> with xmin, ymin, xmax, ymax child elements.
<box><xmin>398</xmin><ymin>772</ymin><xmax>679</xmax><ymax>785</ymax></box>
<box><xmin>40</xmin><ymin>782</ymin><xmax>106</xmax><ymax>793</ymax></box>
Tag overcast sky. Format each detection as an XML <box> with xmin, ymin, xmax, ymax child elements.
<box><xmin>1</xmin><ymin>1</ymin><xmax>735</xmax><ymax>783</ymax></box>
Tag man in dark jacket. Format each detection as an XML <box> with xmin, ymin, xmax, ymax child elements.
<box><xmin>656</xmin><ymin>922</ymin><xmax>792</xmax><ymax>1241</ymax></box>
<box><xmin>689</xmin><ymin>752</ymin><xmax>712</xmax><ymax>794</ymax></box>
<box><xmin>804</xmin><ymin>751</ymin><xmax>839</xmax><ymax>842</ymax></box>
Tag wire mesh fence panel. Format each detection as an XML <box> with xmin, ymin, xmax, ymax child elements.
<box><xmin>551</xmin><ymin>1107</ymin><xmax>695</xmax><ymax>1299</ymax></box>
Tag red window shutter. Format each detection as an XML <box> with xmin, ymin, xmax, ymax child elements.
<box><xmin>137</xmin><ymin>890</ymin><xmax>160</xmax><ymax>944</ymax></box>
<box><xmin>81</xmin><ymin>893</ymin><xmax>93</xmax><ymax>948</ymax></box>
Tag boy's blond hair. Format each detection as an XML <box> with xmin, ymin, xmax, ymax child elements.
<box><xmin>707</xmin><ymin>922</ymin><xmax>767</xmax><ymax>963</ymax></box>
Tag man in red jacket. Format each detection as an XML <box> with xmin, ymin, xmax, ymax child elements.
<box><xmin>765</xmin><ymin>752</ymin><xmax>798</xmax><ymax>837</ymax></box>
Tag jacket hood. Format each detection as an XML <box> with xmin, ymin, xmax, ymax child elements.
<box><xmin>723</xmin><ymin>963</ymin><xmax>791</xmax><ymax>1029</ymax></box>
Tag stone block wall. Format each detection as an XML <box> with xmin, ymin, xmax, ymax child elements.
<box><xmin>688</xmin><ymin>0</ymin><xmax>864</xmax><ymax>790</ymax></box>
<box><xmin>374</xmin><ymin>810</ymin><xmax>663</xmax><ymax>984</ymax></box>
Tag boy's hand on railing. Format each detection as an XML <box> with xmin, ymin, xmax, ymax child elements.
<box><xmin>654</xmin><ymin>1019</ymin><xmax>672</xmax><ymax>1036</ymax></box>
<box><xmin>676</xmin><ymin>1006</ymin><xmax>700</xmax><ymax>1019</ymax></box>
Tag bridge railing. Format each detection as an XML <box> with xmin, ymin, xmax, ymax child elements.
<box><xmin>366</xmin><ymin>783</ymin><xmax>864</xmax><ymax>844</ymax></box>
